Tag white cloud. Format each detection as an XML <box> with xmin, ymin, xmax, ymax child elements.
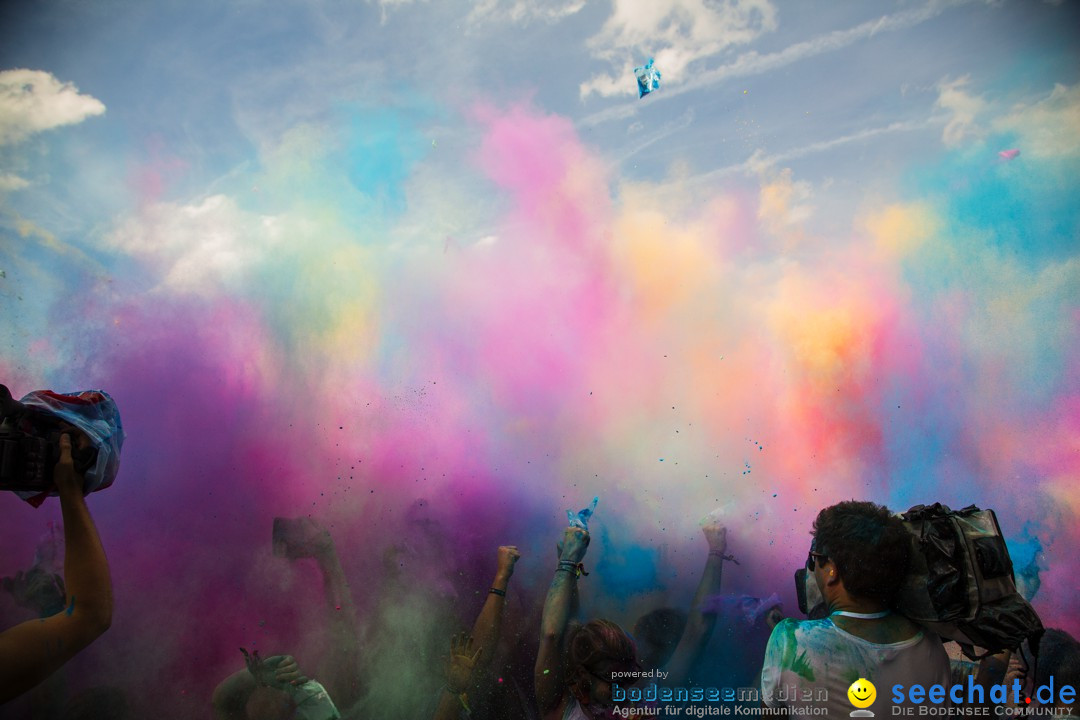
<box><xmin>685</xmin><ymin>116</ymin><xmax>939</xmax><ymax>186</ymax></box>
<box><xmin>468</xmin><ymin>0</ymin><xmax>585</xmax><ymax>26</ymax></box>
<box><xmin>579</xmin><ymin>73</ymin><xmax>628</xmax><ymax>101</ymax></box>
<box><xmin>0</xmin><ymin>173</ymin><xmax>30</xmax><ymax>192</ymax></box>
<box><xmin>758</xmin><ymin>166</ymin><xmax>814</xmax><ymax>236</ymax></box>
<box><xmin>105</xmin><ymin>195</ymin><xmax>283</xmax><ymax>294</ymax></box>
<box><xmin>1</xmin><ymin>213</ymin><xmax>101</xmax><ymax>268</ymax></box>
<box><xmin>0</xmin><ymin>69</ymin><xmax>106</xmax><ymax>146</ymax></box>
<box><xmin>993</xmin><ymin>83</ymin><xmax>1080</xmax><ymax>159</ymax></box>
<box><xmin>353</xmin><ymin>0</ymin><xmax>430</xmax><ymax>25</ymax></box>
<box><xmin>581</xmin><ymin>0</ymin><xmax>778</xmax><ymax>99</ymax></box>
<box><xmin>936</xmin><ymin>75</ymin><xmax>987</xmax><ymax>147</ymax></box>
<box><xmin>580</xmin><ymin>0</ymin><xmax>969</xmax><ymax>124</ymax></box>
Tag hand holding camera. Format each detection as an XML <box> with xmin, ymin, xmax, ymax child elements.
<box><xmin>0</xmin><ymin>384</ymin><xmax>123</xmax><ymax>503</ymax></box>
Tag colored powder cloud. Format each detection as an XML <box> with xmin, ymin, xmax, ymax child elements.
<box><xmin>1</xmin><ymin>98</ymin><xmax>1077</xmax><ymax>716</ymax></box>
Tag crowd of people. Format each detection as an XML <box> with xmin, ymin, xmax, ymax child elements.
<box><xmin>1</xmin><ymin>433</ymin><xmax>1077</xmax><ymax>719</ymax></box>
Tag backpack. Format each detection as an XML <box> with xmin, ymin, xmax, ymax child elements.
<box><xmin>898</xmin><ymin>503</ymin><xmax>1044</xmax><ymax>659</ymax></box>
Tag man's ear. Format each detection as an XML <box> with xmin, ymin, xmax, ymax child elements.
<box><xmin>823</xmin><ymin>561</ymin><xmax>842</xmax><ymax>588</ymax></box>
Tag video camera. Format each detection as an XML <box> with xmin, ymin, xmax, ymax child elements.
<box><xmin>0</xmin><ymin>384</ymin><xmax>124</xmax><ymax>505</ymax></box>
<box><xmin>794</xmin><ymin>566</ymin><xmax>828</xmax><ymax>620</ymax></box>
<box><xmin>793</xmin><ymin>503</ymin><xmax>1043</xmax><ymax>657</ymax></box>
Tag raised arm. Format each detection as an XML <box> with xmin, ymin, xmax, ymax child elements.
<box><xmin>970</xmin><ymin>649</ymin><xmax>1012</xmax><ymax>708</ymax></box>
<box><xmin>535</xmin><ymin>527</ymin><xmax>589</xmax><ymax>719</ymax></box>
<box><xmin>211</xmin><ymin>654</ymin><xmax>306</xmax><ymax>720</ymax></box>
<box><xmin>315</xmin><ymin>537</ymin><xmax>362</xmax><ymax>707</ymax></box>
<box><xmin>469</xmin><ymin>545</ymin><xmax>520</xmax><ymax>669</ymax></box>
<box><xmin>0</xmin><ymin>434</ymin><xmax>112</xmax><ymax>704</ymax></box>
<box><xmin>275</xmin><ymin>517</ymin><xmax>362</xmax><ymax>708</ymax></box>
<box><xmin>433</xmin><ymin>634</ymin><xmax>483</xmax><ymax>720</ymax></box>
<box><xmin>211</xmin><ymin>668</ymin><xmax>259</xmax><ymax>720</ymax></box>
<box><xmin>664</xmin><ymin>520</ymin><xmax>729</xmax><ymax>685</ymax></box>
<box><xmin>431</xmin><ymin>545</ymin><xmax>521</xmax><ymax>719</ymax></box>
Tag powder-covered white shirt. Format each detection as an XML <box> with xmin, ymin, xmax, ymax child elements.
<box><xmin>760</xmin><ymin>616</ymin><xmax>953</xmax><ymax>717</ymax></box>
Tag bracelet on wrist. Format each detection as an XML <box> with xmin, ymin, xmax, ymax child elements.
<box><xmin>444</xmin><ymin>686</ymin><xmax>471</xmax><ymax>713</ymax></box>
<box><xmin>709</xmin><ymin>551</ymin><xmax>740</xmax><ymax>565</ymax></box>
<box><xmin>556</xmin><ymin>561</ymin><xmax>588</xmax><ymax>578</ymax></box>
<box><xmin>489</xmin><ymin>587</ymin><xmax>506</xmax><ymax>597</ymax></box>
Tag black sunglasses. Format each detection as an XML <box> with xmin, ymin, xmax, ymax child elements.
<box><xmin>807</xmin><ymin>551</ymin><xmax>828</xmax><ymax>571</ymax></box>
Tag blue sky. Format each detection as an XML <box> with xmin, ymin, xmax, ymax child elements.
<box><xmin>2</xmin><ymin>1</ymin><xmax>1078</xmax><ymax>220</ymax></box>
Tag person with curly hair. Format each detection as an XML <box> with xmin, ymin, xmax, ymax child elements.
<box><xmin>535</xmin><ymin>526</ymin><xmax>641</xmax><ymax>720</ymax></box>
<box><xmin>759</xmin><ymin>501</ymin><xmax>951</xmax><ymax>716</ymax></box>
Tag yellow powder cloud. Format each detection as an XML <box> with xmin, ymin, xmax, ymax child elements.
<box><xmin>860</xmin><ymin>202</ymin><xmax>938</xmax><ymax>257</ymax></box>
<box><xmin>767</xmin><ymin>270</ymin><xmax>879</xmax><ymax>391</ymax></box>
<box><xmin>612</xmin><ymin>193</ymin><xmax>718</xmax><ymax>322</ymax></box>
<box><xmin>288</xmin><ymin>243</ymin><xmax>380</xmax><ymax>383</ymax></box>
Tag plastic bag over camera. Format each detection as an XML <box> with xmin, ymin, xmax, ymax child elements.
<box><xmin>15</xmin><ymin>389</ymin><xmax>125</xmax><ymax>507</ymax></box>
<box><xmin>897</xmin><ymin>502</ymin><xmax>1044</xmax><ymax>657</ymax></box>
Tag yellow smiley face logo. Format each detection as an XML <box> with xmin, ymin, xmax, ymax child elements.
<box><xmin>848</xmin><ymin>678</ymin><xmax>877</xmax><ymax>708</ymax></box>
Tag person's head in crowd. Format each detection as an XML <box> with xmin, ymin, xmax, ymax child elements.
<box><xmin>633</xmin><ymin>607</ymin><xmax>687</xmax><ymax>670</ymax></box>
<box><xmin>810</xmin><ymin>500</ymin><xmax>911</xmax><ymax>610</ymax></box>
<box><xmin>566</xmin><ymin>619</ymin><xmax>642</xmax><ymax>715</ymax></box>
<box><xmin>1034</xmin><ymin>629</ymin><xmax>1079</xmax><ymax>713</ymax></box>
<box><xmin>245</xmin><ymin>686</ymin><xmax>296</xmax><ymax>720</ymax></box>
<box><xmin>63</xmin><ymin>686</ymin><xmax>131</xmax><ymax>720</ymax></box>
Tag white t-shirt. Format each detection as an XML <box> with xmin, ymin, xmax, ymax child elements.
<box><xmin>760</xmin><ymin>617</ymin><xmax>952</xmax><ymax>717</ymax></box>
<box><xmin>562</xmin><ymin>697</ymin><xmax>592</xmax><ymax>720</ymax></box>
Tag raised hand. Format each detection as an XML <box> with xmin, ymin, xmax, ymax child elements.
<box><xmin>702</xmin><ymin>518</ymin><xmax>727</xmax><ymax>556</ymax></box>
<box><xmin>266</xmin><ymin>654</ymin><xmax>308</xmax><ymax>686</ymax></box>
<box><xmin>556</xmin><ymin>526</ymin><xmax>590</xmax><ymax>563</ymax></box>
<box><xmin>53</xmin><ymin>434</ymin><xmax>84</xmax><ymax>497</ymax></box>
<box><xmin>495</xmin><ymin>545</ymin><xmax>521</xmax><ymax>584</ymax></box>
<box><xmin>446</xmin><ymin>633</ymin><xmax>482</xmax><ymax>694</ymax></box>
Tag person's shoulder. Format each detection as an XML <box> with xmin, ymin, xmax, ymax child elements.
<box><xmin>773</xmin><ymin>617</ymin><xmax>799</xmax><ymax>632</ymax></box>
<box><xmin>774</xmin><ymin>616</ymin><xmax>828</xmax><ymax>631</ymax></box>
<box><xmin>910</xmin><ymin>628</ymin><xmax>950</xmax><ymax>656</ymax></box>
<box><xmin>767</xmin><ymin>616</ymin><xmax>833</xmax><ymax>646</ymax></box>
<box><xmin>766</xmin><ymin>616</ymin><xmax>797</xmax><ymax>642</ymax></box>
<box><xmin>893</xmin><ymin>614</ymin><xmax>925</xmax><ymax>637</ymax></box>
<box><xmin>894</xmin><ymin>627</ymin><xmax>952</xmax><ymax>678</ymax></box>
<box><xmin>780</xmin><ymin>616</ymin><xmax>834</xmax><ymax>633</ymax></box>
